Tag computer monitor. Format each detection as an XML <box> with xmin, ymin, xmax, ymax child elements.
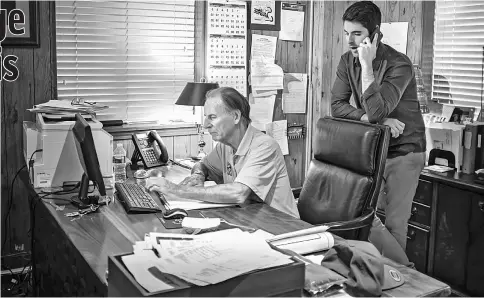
<box><xmin>72</xmin><ymin>113</ymin><xmax>106</xmax><ymax>205</ymax></box>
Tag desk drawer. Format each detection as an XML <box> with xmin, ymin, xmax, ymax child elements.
<box><xmin>406</xmin><ymin>224</ymin><xmax>429</xmax><ymax>274</ymax></box>
<box><xmin>375</xmin><ymin>212</ymin><xmax>429</xmax><ymax>274</ymax></box>
<box><xmin>377</xmin><ymin>202</ymin><xmax>430</xmax><ymax>228</ymax></box>
<box><xmin>409</xmin><ymin>202</ymin><xmax>431</xmax><ymax>227</ymax></box>
<box><xmin>414</xmin><ymin>179</ymin><xmax>432</xmax><ymax>206</ymax></box>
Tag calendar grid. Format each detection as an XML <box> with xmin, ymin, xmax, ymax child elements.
<box><xmin>206</xmin><ymin>0</ymin><xmax>248</xmax><ymax>96</ymax></box>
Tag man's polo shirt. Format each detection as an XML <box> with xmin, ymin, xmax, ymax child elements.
<box><xmin>202</xmin><ymin>125</ymin><xmax>299</xmax><ymax>218</ymax></box>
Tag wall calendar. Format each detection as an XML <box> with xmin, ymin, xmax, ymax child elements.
<box><xmin>206</xmin><ymin>0</ymin><xmax>247</xmax><ymax>97</ymax></box>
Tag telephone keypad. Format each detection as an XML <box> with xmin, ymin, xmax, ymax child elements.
<box><xmin>143</xmin><ymin>149</ymin><xmax>158</xmax><ymax>164</ymax></box>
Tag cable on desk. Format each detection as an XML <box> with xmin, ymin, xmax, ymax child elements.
<box><xmin>2</xmin><ymin>149</ymin><xmax>42</xmax><ymax>295</ymax></box>
<box><xmin>2</xmin><ymin>164</ymin><xmax>27</xmax><ymax>256</ymax></box>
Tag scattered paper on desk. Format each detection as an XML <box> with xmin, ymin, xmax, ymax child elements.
<box><xmin>122</xmin><ymin>252</ymin><xmax>175</xmax><ymax>292</ymax></box>
<box><xmin>249</xmin><ymin>94</ymin><xmax>276</xmax><ymax>131</ymax></box>
<box><xmin>380</xmin><ymin>22</ymin><xmax>408</xmax><ymax>54</ymax></box>
<box><xmin>441</xmin><ymin>105</ymin><xmax>455</xmax><ymax>122</ymax></box>
<box><xmin>424</xmin><ymin>165</ymin><xmax>454</xmax><ymax>173</ymax></box>
<box><xmin>203</xmin><ymin>181</ymin><xmax>217</xmax><ymax>187</ymax></box>
<box><xmin>280</xmin><ymin>3</ymin><xmax>305</xmax><ymax>41</ymax></box>
<box><xmin>282</xmin><ymin>73</ymin><xmax>307</xmax><ymax>113</ymax></box>
<box><xmin>266</xmin><ymin>120</ymin><xmax>289</xmax><ymax>155</ymax></box>
<box><xmin>251</xmin><ymin>229</ymin><xmax>275</xmax><ymax>240</ymax></box>
<box><xmin>304</xmin><ymin>254</ymin><xmax>325</xmax><ymax>265</ymax></box>
<box><xmin>182</xmin><ymin>217</ymin><xmax>221</xmax><ymax>230</ymax></box>
<box><xmin>251</xmin><ymin>34</ymin><xmax>277</xmax><ymax>61</ymax></box>
<box><xmin>145</xmin><ymin>229</ymin><xmax>292</xmax><ymax>287</ymax></box>
<box><xmin>175</xmin><ymin>159</ymin><xmax>197</xmax><ymax>169</ymax></box>
<box><xmin>165</xmin><ymin>195</ymin><xmax>238</xmax><ymax>211</ymax></box>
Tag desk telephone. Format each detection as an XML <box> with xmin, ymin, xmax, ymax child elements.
<box><xmin>131</xmin><ymin>130</ymin><xmax>169</xmax><ymax>168</ymax></box>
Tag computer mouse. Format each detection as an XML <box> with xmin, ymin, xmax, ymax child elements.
<box><xmin>162</xmin><ymin>208</ymin><xmax>188</xmax><ymax>220</ymax></box>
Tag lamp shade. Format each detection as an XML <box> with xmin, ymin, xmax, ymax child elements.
<box><xmin>175</xmin><ymin>82</ymin><xmax>220</xmax><ymax>106</ymax></box>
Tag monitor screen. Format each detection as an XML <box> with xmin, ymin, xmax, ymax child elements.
<box><xmin>72</xmin><ymin>114</ymin><xmax>106</xmax><ymax>203</ymax></box>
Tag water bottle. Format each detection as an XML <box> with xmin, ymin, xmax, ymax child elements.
<box><xmin>113</xmin><ymin>143</ymin><xmax>127</xmax><ymax>183</ymax></box>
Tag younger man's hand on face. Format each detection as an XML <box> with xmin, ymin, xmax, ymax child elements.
<box><xmin>382</xmin><ymin>118</ymin><xmax>405</xmax><ymax>138</ymax></box>
<box><xmin>357</xmin><ymin>33</ymin><xmax>379</xmax><ymax>68</ymax></box>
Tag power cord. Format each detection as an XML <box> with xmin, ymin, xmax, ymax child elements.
<box><xmin>2</xmin><ymin>164</ymin><xmax>26</xmax><ymax>256</ymax></box>
<box><xmin>28</xmin><ymin>149</ymin><xmax>43</xmax><ymax>185</ymax></box>
<box><xmin>1</xmin><ymin>149</ymin><xmax>42</xmax><ymax>294</ymax></box>
<box><xmin>28</xmin><ymin>178</ymin><xmax>94</xmax><ymax>295</ymax></box>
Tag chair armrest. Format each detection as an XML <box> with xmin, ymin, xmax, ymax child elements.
<box><xmin>291</xmin><ymin>187</ymin><xmax>302</xmax><ymax>199</ymax></box>
<box><xmin>325</xmin><ymin>208</ymin><xmax>375</xmax><ymax>232</ymax></box>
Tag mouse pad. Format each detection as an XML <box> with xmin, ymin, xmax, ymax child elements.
<box><xmin>157</xmin><ymin>210</ymin><xmax>202</xmax><ymax>229</ymax></box>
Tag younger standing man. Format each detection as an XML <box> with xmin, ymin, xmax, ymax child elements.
<box><xmin>331</xmin><ymin>1</ymin><xmax>426</xmax><ymax>265</ymax></box>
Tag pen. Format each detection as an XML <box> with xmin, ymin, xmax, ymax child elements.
<box><xmin>157</xmin><ymin>192</ymin><xmax>172</xmax><ymax>210</ymax></box>
<box><xmin>152</xmin><ymin>247</ymin><xmax>160</xmax><ymax>258</ymax></box>
<box><xmin>156</xmin><ymin>236</ymin><xmax>194</xmax><ymax>241</ymax></box>
<box><xmin>169</xmin><ymin>158</ymin><xmax>193</xmax><ymax>170</ymax></box>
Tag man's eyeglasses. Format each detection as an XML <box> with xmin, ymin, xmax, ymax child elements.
<box><xmin>71</xmin><ymin>98</ymin><xmax>97</xmax><ymax>106</ymax></box>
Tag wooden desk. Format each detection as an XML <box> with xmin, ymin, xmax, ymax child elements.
<box><xmin>29</xmin><ymin>165</ymin><xmax>450</xmax><ymax>297</ymax></box>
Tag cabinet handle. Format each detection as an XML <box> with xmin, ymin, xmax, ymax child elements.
<box><xmin>478</xmin><ymin>201</ymin><xmax>484</xmax><ymax>212</ymax></box>
<box><xmin>406</xmin><ymin>230</ymin><xmax>416</xmax><ymax>241</ymax></box>
<box><xmin>411</xmin><ymin>206</ymin><xmax>418</xmax><ymax>216</ymax></box>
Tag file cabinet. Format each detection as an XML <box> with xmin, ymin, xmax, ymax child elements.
<box><xmin>377</xmin><ymin>171</ymin><xmax>484</xmax><ymax>296</ymax></box>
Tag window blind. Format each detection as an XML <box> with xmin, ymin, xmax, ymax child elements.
<box><xmin>432</xmin><ymin>1</ymin><xmax>484</xmax><ymax>109</ymax></box>
<box><xmin>56</xmin><ymin>0</ymin><xmax>198</xmax><ymax>122</ymax></box>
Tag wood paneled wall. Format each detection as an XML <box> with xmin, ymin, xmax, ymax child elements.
<box><xmin>249</xmin><ymin>1</ymin><xmax>312</xmax><ymax>188</ymax></box>
<box><xmin>1</xmin><ymin>2</ymin><xmax>56</xmax><ymax>267</ymax></box>
<box><xmin>313</xmin><ymin>0</ymin><xmax>429</xmax><ymax>135</ymax></box>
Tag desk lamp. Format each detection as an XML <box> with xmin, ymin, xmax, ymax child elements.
<box><xmin>176</xmin><ymin>81</ymin><xmax>219</xmax><ymax>160</ymax></box>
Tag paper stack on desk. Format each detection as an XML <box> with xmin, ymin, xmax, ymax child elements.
<box><xmin>27</xmin><ymin>99</ymin><xmax>108</xmax><ymax>116</ymax></box>
<box><xmin>268</xmin><ymin>225</ymin><xmax>334</xmax><ymax>255</ymax></box>
<box><xmin>121</xmin><ymin>229</ymin><xmax>293</xmax><ymax>292</ymax></box>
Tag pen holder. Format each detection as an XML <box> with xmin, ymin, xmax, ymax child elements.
<box><xmin>133</xmin><ymin>170</ymin><xmax>149</xmax><ymax>188</ymax></box>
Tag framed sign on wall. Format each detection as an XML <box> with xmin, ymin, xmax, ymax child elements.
<box><xmin>249</xmin><ymin>0</ymin><xmax>281</xmax><ymax>31</ymax></box>
<box><xmin>2</xmin><ymin>1</ymin><xmax>40</xmax><ymax>47</ymax></box>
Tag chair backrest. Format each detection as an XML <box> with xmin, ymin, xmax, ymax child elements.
<box><xmin>298</xmin><ymin>117</ymin><xmax>390</xmax><ymax>239</ymax></box>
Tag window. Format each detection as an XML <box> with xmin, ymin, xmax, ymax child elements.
<box><xmin>56</xmin><ymin>1</ymin><xmax>199</xmax><ymax>123</ymax></box>
<box><xmin>432</xmin><ymin>1</ymin><xmax>484</xmax><ymax>110</ymax></box>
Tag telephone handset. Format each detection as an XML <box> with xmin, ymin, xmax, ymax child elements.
<box><xmin>131</xmin><ymin>130</ymin><xmax>169</xmax><ymax>168</ymax></box>
<box><xmin>369</xmin><ymin>26</ymin><xmax>383</xmax><ymax>47</ymax></box>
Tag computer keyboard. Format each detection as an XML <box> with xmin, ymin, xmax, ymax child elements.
<box><xmin>115</xmin><ymin>182</ymin><xmax>161</xmax><ymax>213</ymax></box>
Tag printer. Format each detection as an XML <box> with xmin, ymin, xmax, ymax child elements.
<box><xmin>23</xmin><ymin>113</ymin><xmax>113</xmax><ymax>189</ymax></box>
<box><xmin>425</xmin><ymin>122</ymin><xmax>464</xmax><ymax>171</ymax></box>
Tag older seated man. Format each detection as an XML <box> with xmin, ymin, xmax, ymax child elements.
<box><xmin>148</xmin><ymin>87</ymin><xmax>299</xmax><ymax>218</ymax></box>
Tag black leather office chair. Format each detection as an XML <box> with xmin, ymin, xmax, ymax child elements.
<box><xmin>296</xmin><ymin>117</ymin><xmax>391</xmax><ymax>241</ymax></box>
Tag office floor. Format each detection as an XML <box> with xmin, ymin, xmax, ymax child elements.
<box><xmin>1</xmin><ymin>269</ymin><xmax>32</xmax><ymax>297</ymax></box>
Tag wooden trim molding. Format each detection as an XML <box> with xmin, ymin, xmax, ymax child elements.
<box><xmin>310</xmin><ymin>0</ymin><xmax>326</xmax><ymax>161</ymax></box>
<box><xmin>104</xmin><ymin>124</ymin><xmax>198</xmax><ymax>141</ymax></box>
<box><xmin>194</xmin><ymin>1</ymin><xmax>206</xmax><ymax>82</ymax></box>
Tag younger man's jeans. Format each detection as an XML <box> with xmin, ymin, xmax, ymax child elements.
<box><xmin>369</xmin><ymin>151</ymin><xmax>426</xmax><ymax>265</ymax></box>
